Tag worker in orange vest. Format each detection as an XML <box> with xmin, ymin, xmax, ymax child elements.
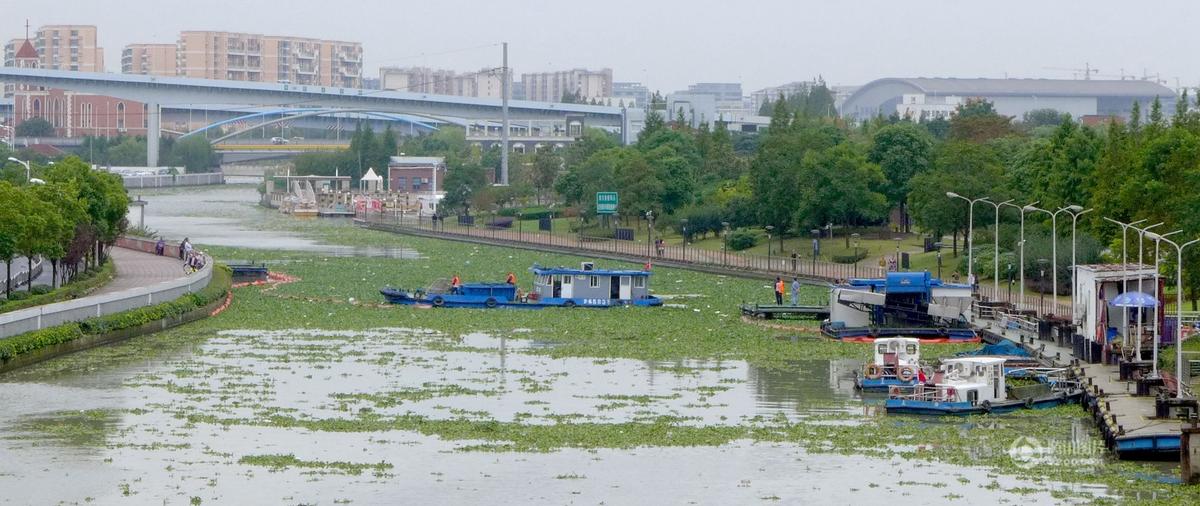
<box><xmin>774</xmin><ymin>277</ymin><xmax>784</xmax><ymax>305</ymax></box>
<box><xmin>505</xmin><ymin>272</ymin><xmax>517</xmax><ymax>285</ymax></box>
<box><xmin>451</xmin><ymin>274</ymin><xmax>462</xmax><ymax>294</ymax></box>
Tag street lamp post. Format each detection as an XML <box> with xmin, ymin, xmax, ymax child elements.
<box><xmin>852</xmin><ymin>233</ymin><xmax>861</xmax><ymax>278</ymax></box>
<box><xmin>1002</xmin><ymin>201</ymin><xmax>1038</xmax><ymax>309</ymax></box>
<box><xmin>766</xmin><ymin>225</ymin><xmax>775</xmax><ymax>271</ymax></box>
<box><xmin>7</xmin><ymin>157</ymin><xmax>31</xmax><ymax>182</ymax></box>
<box><xmin>645</xmin><ymin>210</ymin><xmax>654</xmax><ymax>258</ymax></box>
<box><xmin>894</xmin><ymin>237</ymin><xmax>902</xmax><ymax>271</ymax></box>
<box><xmin>1027</xmin><ymin>205</ymin><xmax>1081</xmax><ymax>315</ymax></box>
<box><xmin>680</xmin><ymin>218</ymin><xmax>688</xmax><ymax>263</ymax></box>
<box><xmin>1145</xmin><ymin>231</ymin><xmax>1200</xmax><ymax>398</ymax></box>
<box><xmin>722</xmin><ymin>222</ymin><xmax>730</xmax><ymax>266</ymax></box>
<box><xmin>517</xmin><ymin>211</ymin><xmax>523</xmax><ymax>242</ymax></box>
<box><xmin>1066</xmin><ymin>207</ymin><xmax>1095</xmax><ymax>322</ymax></box>
<box><xmin>1151</xmin><ymin>230</ymin><xmax>1183</xmax><ymax>377</ymax></box>
<box><xmin>1104</xmin><ymin>217</ymin><xmax>1149</xmax><ymax>349</ymax></box>
<box><xmin>1131</xmin><ymin>222</ymin><xmax>1163</xmax><ymax>360</ymax></box>
<box><xmin>947</xmin><ymin>192</ymin><xmax>990</xmax><ymax>288</ymax></box>
<box><xmin>982</xmin><ymin>199</ymin><xmax>1015</xmax><ymax>295</ymax></box>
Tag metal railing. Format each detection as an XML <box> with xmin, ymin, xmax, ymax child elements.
<box><xmin>358</xmin><ymin>212</ymin><xmax>887</xmax><ymax>282</ymax></box>
<box><xmin>0</xmin><ymin>238</ymin><xmax>212</xmax><ymax>339</ymax></box>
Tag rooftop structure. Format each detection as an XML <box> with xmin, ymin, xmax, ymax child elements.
<box><xmin>842</xmin><ymin>77</ymin><xmax>1177</xmax><ymax>121</ymax></box>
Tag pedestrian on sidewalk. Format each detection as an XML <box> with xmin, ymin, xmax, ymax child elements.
<box><xmin>155</xmin><ymin>238</ymin><xmax>165</xmax><ymax>256</ymax></box>
<box><xmin>178</xmin><ymin>238</ymin><xmax>188</xmax><ymax>260</ymax></box>
<box><xmin>774</xmin><ymin>277</ymin><xmax>784</xmax><ymax>305</ymax></box>
<box><xmin>790</xmin><ymin>277</ymin><xmax>800</xmax><ymax>306</ymax></box>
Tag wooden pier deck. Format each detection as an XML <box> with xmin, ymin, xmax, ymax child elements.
<box><xmin>977</xmin><ymin>317</ymin><xmax>1186</xmax><ymax>460</ymax></box>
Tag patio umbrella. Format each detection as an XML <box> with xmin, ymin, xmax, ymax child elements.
<box><xmin>1110</xmin><ymin>291</ymin><xmax>1158</xmax><ymax>308</ymax></box>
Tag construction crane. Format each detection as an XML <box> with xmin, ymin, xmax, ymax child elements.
<box><xmin>1042</xmin><ymin>63</ymin><xmax>1100</xmax><ymax>80</ymax></box>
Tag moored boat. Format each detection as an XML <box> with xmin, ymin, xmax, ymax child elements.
<box><xmin>884</xmin><ymin>357</ymin><xmax>1083</xmax><ymax>415</ymax></box>
<box><xmin>380</xmin><ymin>262</ymin><xmax>663</xmax><ymax>309</ymax></box>
<box><xmin>822</xmin><ymin>272</ymin><xmax>978</xmax><ymax>343</ymax></box>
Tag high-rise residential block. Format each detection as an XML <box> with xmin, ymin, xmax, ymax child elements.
<box><xmin>177</xmin><ymin>31</ymin><xmax>362</xmax><ymax>87</ymax></box>
<box><xmin>379</xmin><ymin>66</ymin><xmax>507</xmax><ymax>98</ymax></box>
<box><xmin>122</xmin><ymin>43</ymin><xmax>177</xmax><ymax>76</ymax></box>
<box><xmin>520</xmin><ymin>68</ymin><xmax>613</xmax><ymax>103</ymax></box>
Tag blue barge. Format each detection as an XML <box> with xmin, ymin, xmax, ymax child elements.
<box><xmin>380</xmin><ymin>262</ymin><xmax>663</xmax><ymax>309</ymax></box>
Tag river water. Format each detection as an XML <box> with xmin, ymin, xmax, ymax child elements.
<box><xmin>0</xmin><ymin>185</ymin><xmax>1154</xmax><ymax>504</ymax></box>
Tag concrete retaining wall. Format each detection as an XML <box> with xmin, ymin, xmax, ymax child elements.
<box><xmin>0</xmin><ymin>238</ymin><xmax>212</xmax><ymax>339</ymax></box>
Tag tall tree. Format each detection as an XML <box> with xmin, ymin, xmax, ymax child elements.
<box><xmin>868</xmin><ymin>123</ymin><xmax>935</xmax><ymax>232</ymax></box>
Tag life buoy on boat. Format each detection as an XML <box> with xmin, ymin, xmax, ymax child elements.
<box><xmin>889</xmin><ymin>386</ymin><xmax>900</xmax><ymax>396</ymax></box>
<box><xmin>897</xmin><ymin>366</ymin><xmax>916</xmax><ymax>382</ymax></box>
<box><xmin>865</xmin><ymin>364</ymin><xmax>883</xmax><ymax>379</ymax></box>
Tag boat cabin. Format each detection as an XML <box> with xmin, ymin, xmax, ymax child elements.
<box><xmin>933</xmin><ymin>357</ymin><xmax>1007</xmax><ymax>404</ymax></box>
<box><xmin>530</xmin><ymin>263</ymin><xmax>652</xmax><ymax>303</ymax></box>
<box><xmin>873</xmin><ymin>337</ymin><xmax>920</xmax><ymax>369</ymax></box>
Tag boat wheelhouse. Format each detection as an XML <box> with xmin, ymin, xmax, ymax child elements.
<box><xmin>856</xmin><ymin>337</ymin><xmax>922</xmax><ymax>391</ymax></box>
<box><xmin>529</xmin><ymin>263</ymin><xmax>658</xmax><ymax>306</ymax></box>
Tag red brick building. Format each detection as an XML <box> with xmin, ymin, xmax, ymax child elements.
<box><xmin>387</xmin><ymin>156</ymin><xmax>446</xmax><ymax>193</ymax></box>
<box><xmin>9</xmin><ymin>31</ymin><xmax>146</xmax><ymax>138</ymax></box>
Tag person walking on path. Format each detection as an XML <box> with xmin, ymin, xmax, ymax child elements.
<box><xmin>178</xmin><ymin>238</ymin><xmax>189</xmax><ymax>260</ymax></box>
<box><xmin>774</xmin><ymin>277</ymin><xmax>784</xmax><ymax>305</ymax></box>
<box><xmin>182</xmin><ymin>238</ymin><xmax>193</xmax><ymax>261</ymax></box>
<box><xmin>155</xmin><ymin>238</ymin><xmax>165</xmax><ymax>256</ymax></box>
<box><xmin>790</xmin><ymin>277</ymin><xmax>800</xmax><ymax>306</ymax></box>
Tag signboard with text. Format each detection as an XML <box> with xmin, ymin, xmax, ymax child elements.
<box><xmin>596</xmin><ymin>192</ymin><xmax>618</xmax><ymax>215</ymax></box>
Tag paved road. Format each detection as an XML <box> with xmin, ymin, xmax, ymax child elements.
<box><xmin>93</xmin><ymin>247</ymin><xmax>187</xmax><ymax>296</ymax></box>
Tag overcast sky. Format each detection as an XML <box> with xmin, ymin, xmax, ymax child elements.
<box><xmin>3</xmin><ymin>0</ymin><xmax>1197</xmax><ymax>93</ymax></box>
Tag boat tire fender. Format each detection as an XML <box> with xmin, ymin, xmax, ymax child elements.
<box><xmin>865</xmin><ymin>364</ymin><xmax>883</xmax><ymax>379</ymax></box>
<box><xmin>432</xmin><ymin>296</ymin><xmax>445</xmax><ymax>307</ymax></box>
<box><xmin>1024</xmin><ymin>397</ymin><xmax>1034</xmax><ymax>409</ymax></box>
<box><xmin>564</xmin><ymin>300</ymin><xmax>577</xmax><ymax>308</ymax></box>
<box><xmin>485</xmin><ymin>297</ymin><xmax>498</xmax><ymax>308</ymax></box>
<box><xmin>981</xmin><ymin>400</ymin><xmax>992</xmax><ymax>413</ymax></box>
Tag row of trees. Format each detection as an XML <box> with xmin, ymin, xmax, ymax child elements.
<box><xmin>75</xmin><ymin>135</ymin><xmax>218</xmax><ymax>172</ymax></box>
<box><xmin>0</xmin><ymin>157</ymin><xmax>128</xmax><ymax>296</ymax></box>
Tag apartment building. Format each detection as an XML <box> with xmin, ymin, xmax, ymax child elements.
<box><xmin>177</xmin><ymin>31</ymin><xmax>362</xmax><ymax>87</ymax></box>
<box><xmin>379</xmin><ymin>66</ymin><xmax>507</xmax><ymax>98</ymax></box>
<box><xmin>4</xmin><ymin>25</ymin><xmax>103</xmax><ymax>71</ymax></box>
<box><xmin>122</xmin><ymin>43</ymin><xmax>177</xmax><ymax>76</ymax></box>
<box><xmin>520</xmin><ymin>68</ymin><xmax>612</xmax><ymax>103</ymax></box>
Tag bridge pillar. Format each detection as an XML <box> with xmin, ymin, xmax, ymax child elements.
<box><xmin>147</xmin><ymin>102</ymin><xmax>160</xmax><ymax>167</ymax></box>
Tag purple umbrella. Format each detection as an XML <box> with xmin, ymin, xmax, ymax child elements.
<box><xmin>1111</xmin><ymin>291</ymin><xmax>1158</xmax><ymax>308</ymax></box>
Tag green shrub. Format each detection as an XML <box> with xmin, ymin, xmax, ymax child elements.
<box><xmin>7</xmin><ymin>291</ymin><xmax>30</xmax><ymax>301</ymax></box>
<box><xmin>30</xmin><ymin>285</ymin><xmax>53</xmax><ymax>295</ymax></box>
<box><xmin>727</xmin><ymin>229</ymin><xmax>759</xmax><ymax>251</ymax></box>
<box><xmin>0</xmin><ymin>324</ymin><xmax>85</xmax><ymax>361</ymax></box>
<box><xmin>0</xmin><ymin>260</ymin><xmax>116</xmax><ymax>315</ymax></box>
<box><xmin>831</xmin><ymin>251</ymin><xmax>870</xmax><ymax>264</ymax></box>
<box><xmin>1</xmin><ymin>265</ymin><xmax>231</xmax><ymax>363</ymax></box>
<box><xmin>498</xmin><ymin>206</ymin><xmax>554</xmax><ymax>220</ymax></box>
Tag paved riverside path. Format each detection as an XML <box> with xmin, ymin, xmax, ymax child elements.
<box><xmin>93</xmin><ymin>247</ymin><xmax>187</xmax><ymax>296</ymax></box>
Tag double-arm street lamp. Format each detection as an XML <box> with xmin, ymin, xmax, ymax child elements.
<box><xmin>1065</xmin><ymin>207</ymin><xmax>1094</xmax><ymax>321</ymax></box>
<box><xmin>1144</xmin><ymin>231</ymin><xmax>1200</xmax><ymax>398</ymax></box>
<box><xmin>981</xmin><ymin>198</ymin><xmax>1014</xmax><ymax>295</ymax></box>
<box><xmin>7</xmin><ymin>156</ymin><xmax>31</xmax><ymax>182</ymax></box>
<box><xmin>1104</xmin><ymin>217</ymin><xmax>1149</xmax><ymax>348</ymax></box>
<box><xmin>946</xmin><ymin>192</ymin><xmax>990</xmax><ymax>285</ymax></box>
<box><xmin>1026</xmin><ymin>205</ymin><xmax>1084</xmax><ymax>314</ymax></box>
<box><xmin>1151</xmin><ymin>230</ymin><xmax>1183</xmax><ymax>377</ymax></box>
<box><xmin>1000</xmin><ymin>201</ymin><xmax>1038</xmax><ymax>308</ymax></box>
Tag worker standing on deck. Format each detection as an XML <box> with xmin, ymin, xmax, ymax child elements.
<box><xmin>774</xmin><ymin>277</ymin><xmax>784</xmax><ymax>305</ymax></box>
<box><xmin>505</xmin><ymin>272</ymin><xmax>517</xmax><ymax>285</ymax></box>
<box><xmin>451</xmin><ymin>274</ymin><xmax>462</xmax><ymax>294</ymax></box>
<box><xmin>791</xmin><ymin>277</ymin><xmax>800</xmax><ymax>306</ymax></box>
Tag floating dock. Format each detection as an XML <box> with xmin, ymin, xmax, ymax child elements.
<box><xmin>975</xmin><ymin>313</ymin><xmax>1193</xmax><ymax>461</ymax></box>
<box><xmin>740</xmin><ymin>303</ymin><xmax>828</xmax><ymax>320</ymax></box>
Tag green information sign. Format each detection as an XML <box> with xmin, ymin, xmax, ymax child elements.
<box><xmin>596</xmin><ymin>192</ymin><xmax>618</xmax><ymax>215</ymax></box>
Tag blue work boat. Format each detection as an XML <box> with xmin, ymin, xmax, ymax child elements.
<box><xmin>380</xmin><ymin>262</ymin><xmax>663</xmax><ymax>309</ymax></box>
<box><xmin>884</xmin><ymin>357</ymin><xmax>1083</xmax><ymax>415</ymax></box>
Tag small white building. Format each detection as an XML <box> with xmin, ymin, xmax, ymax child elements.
<box><xmin>1074</xmin><ymin>263</ymin><xmax>1159</xmax><ymax>346</ymax></box>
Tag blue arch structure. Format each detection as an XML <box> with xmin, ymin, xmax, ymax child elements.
<box><xmin>179</xmin><ymin>107</ymin><xmax>444</xmax><ymax>142</ymax></box>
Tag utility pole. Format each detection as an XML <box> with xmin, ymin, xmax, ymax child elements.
<box><xmin>500</xmin><ymin>42</ymin><xmax>510</xmax><ymax>186</ymax></box>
